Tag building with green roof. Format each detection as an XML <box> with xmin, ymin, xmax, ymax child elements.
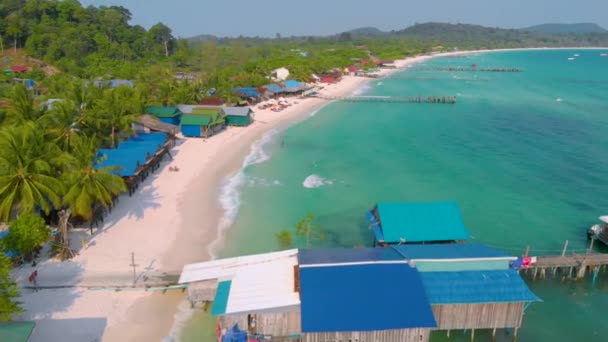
<box><xmin>181</xmin><ymin>108</ymin><xmax>226</xmax><ymax>138</ymax></box>
<box><xmin>144</xmin><ymin>106</ymin><xmax>183</xmax><ymax>126</ymax></box>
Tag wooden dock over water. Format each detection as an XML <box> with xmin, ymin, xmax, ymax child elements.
<box><xmin>411</xmin><ymin>67</ymin><xmax>523</xmax><ymax>72</ymax></box>
<box><xmin>521</xmin><ymin>240</ymin><xmax>608</xmax><ymax>283</ymax></box>
<box><xmin>310</xmin><ymin>94</ymin><xmax>457</xmax><ymax>104</ymax></box>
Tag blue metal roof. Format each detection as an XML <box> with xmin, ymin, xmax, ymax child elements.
<box><xmin>283</xmin><ymin>80</ymin><xmax>302</xmax><ymax>88</ymax></box>
<box><xmin>420</xmin><ymin>270</ymin><xmax>541</xmax><ymax>304</ymax></box>
<box><xmin>376</xmin><ymin>202</ymin><xmax>471</xmax><ymax>243</ymax></box>
<box><xmin>300</xmin><ymin>263</ymin><xmax>437</xmax><ymax>332</ymax></box>
<box><xmin>298</xmin><ymin>248</ymin><xmax>403</xmax><ymax>265</ymax></box>
<box><xmin>263</xmin><ymin>84</ymin><xmax>286</xmax><ymax>94</ymax></box>
<box><xmin>130</xmin><ymin>132</ymin><xmax>167</xmax><ymax>143</ymax></box>
<box><xmin>392</xmin><ymin>244</ymin><xmax>512</xmax><ymax>260</ymax></box>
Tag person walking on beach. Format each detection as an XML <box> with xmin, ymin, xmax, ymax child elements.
<box><xmin>28</xmin><ymin>270</ymin><xmax>38</xmax><ymax>292</ymax></box>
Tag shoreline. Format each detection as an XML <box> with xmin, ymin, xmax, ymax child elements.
<box><xmin>14</xmin><ymin>46</ymin><xmax>606</xmax><ymax>341</ymax></box>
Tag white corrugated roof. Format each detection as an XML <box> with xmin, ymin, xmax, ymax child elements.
<box><xmin>179</xmin><ymin>249</ymin><xmax>300</xmax><ymax>314</ymax></box>
<box><xmin>225</xmin><ymin>256</ymin><xmax>300</xmax><ymax>314</ymax></box>
<box><xmin>178</xmin><ymin>249</ymin><xmax>298</xmax><ymax>284</ymax></box>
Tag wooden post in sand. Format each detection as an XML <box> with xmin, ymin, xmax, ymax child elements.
<box><xmin>130</xmin><ymin>252</ymin><xmax>138</xmax><ymax>285</ymax></box>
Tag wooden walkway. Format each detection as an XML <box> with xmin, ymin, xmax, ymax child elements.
<box><xmin>310</xmin><ymin>94</ymin><xmax>456</xmax><ymax>104</ymax></box>
<box><xmin>522</xmin><ymin>240</ymin><xmax>608</xmax><ymax>282</ymax></box>
<box><xmin>410</xmin><ymin>67</ymin><xmax>523</xmax><ymax>72</ymax></box>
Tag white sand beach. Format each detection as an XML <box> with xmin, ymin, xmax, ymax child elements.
<box><xmin>16</xmin><ymin>46</ymin><xmax>595</xmax><ymax>340</ymax></box>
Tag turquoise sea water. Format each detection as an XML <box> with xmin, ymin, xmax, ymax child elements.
<box><xmin>183</xmin><ymin>49</ymin><xmax>608</xmax><ymax>341</ymax></box>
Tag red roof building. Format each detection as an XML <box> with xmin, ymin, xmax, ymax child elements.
<box><xmin>199</xmin><ymin>97</ymin><xmax>225</xmax><ymax>106</ymax></box>
<box><xmin>10</xmin><ymin>66</ymin><xmax>29</xmax><ymax>73</ymax></box>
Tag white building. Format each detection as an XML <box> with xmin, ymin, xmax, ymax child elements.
<box><xmin>270</xmin><ymin>67</ymin><xmax>290</xmax><ymax>82</ymax></box>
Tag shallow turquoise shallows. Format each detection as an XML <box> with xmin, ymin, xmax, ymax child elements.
<box><xmin>182</xmin><ymin>49</ymin><xmax>608</xmax><ymax>341</ymax></box>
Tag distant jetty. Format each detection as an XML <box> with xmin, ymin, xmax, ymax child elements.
<box><xmin>309</xmin><ymin>94</ymin><xmax>457</xmax><ymax>104</ymax></box>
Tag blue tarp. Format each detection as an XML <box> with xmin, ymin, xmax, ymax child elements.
<box><xmin>392</xmin><ymin>244</ymin><xmax>512</xmax><ymax>260</ymax></box>
<box><xmin>130</xmin><ymin>133</ymin><xmax>167</xmax><ymax>143</ymax></box>
<box><xmin>232</xmin><ymin>87</ymin><xmax>260</xmax><ymax>98</ymax></box>
<box><xmin>221</xmin><ymin>324</ymin><xmax>246</xmax><ymax>342</ymax></box>
<box><xmin>299</xmin><ymin>263</ymin><xmax>437</xmax><ymax>332</ymax></box>
<box><xmin>92</xmin><ymin>79</ymin><xmax>134</xmax><ymax>88</ymax></box>
<box><xmin>420</xmin><ymin>270</ymin><xmax>542</xmax><ymax>304</ymax></box>
<box><xmin>298</xmin><ymin>248</ymin><xmax>402</xmax><ymax>265</ymax></box>
<box><xmin>376</xmin><ymin>202</ymin><xmax>471</xmax><ymax>243</ymax></box>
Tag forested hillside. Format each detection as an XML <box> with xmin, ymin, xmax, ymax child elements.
<box><xmin>0</xmin><ymin>0</ymin><xmax>175</xmax><ymax>76</ymax></box>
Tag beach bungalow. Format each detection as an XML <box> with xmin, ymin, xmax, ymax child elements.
<box><xmin>144</xmin><ymin>106</ymin><xmax>183</xmax><ymax>126</ymax></box>
<box><xmin>222</xmin><ymin>107</ymin><xmax>254</xmax><ymax>126</ymax></box>
<box><xmin>0</xmin><ymin>321</ymin><xmax>36</xmax><ymax>342</ymax></box>
<box><xmin>367</xmin><ymin>201</ymin><xmax>471</xmax><ymax>245</ymax></box>
<box><xmin>179</xmin><ymin>245</ymin><xmax>539</xmax><ymax>342</ymax></box>
<box><xmin>232</xmin><ymin>87</ymin><xmax>261</xmax><ymax>104</ymax></box>
<box><xmin>298</xmin><ymin>251</ymin><xmax>437</xmax><ymax>342</ymax></box>
<box><xmin>180</xmin><ymin>107</ymin><xmax>225</xmax><ymax>138</ymax></box>
<box><xmin>179</xmin><ymin>249</ymin><xmax>302</xmax><ymax>339</ymax></box>
<box><xmin>270</xmin><ymin>67</ymin><xmax>290</xmax><ymax>82</ymax></box>
<box><xmin>393</xmin><ymin>244</ymin><xmax>541</xmax><ymax>339</ymax></box>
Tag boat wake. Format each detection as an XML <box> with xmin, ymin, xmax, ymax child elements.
<box><xmin>303</xmin><ymin>174</ymin><xmax>333</xmax><ymax>188</ymax></box>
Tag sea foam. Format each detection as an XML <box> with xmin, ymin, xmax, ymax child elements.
<box><xmin>209</xmin><ymin>129</ymin><xmax>278</xmax><ymax>258</ymax></box>
<box><xmin>303</xmin><ymin>174</ymin><xmax>333</xmax><ymax>188</ymax></box>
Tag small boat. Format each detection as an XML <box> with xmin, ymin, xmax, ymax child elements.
<box><xmin>568</xmin><ymin>57</ymin><xmax>576</xmax><ymax>60</ymax></box>
<box><xmin>601</xmin><ymin>53</ymin><xmax>608</xmax><ymax>57</ymax></box>
<box><xmin>587</xmin><ymin>216</ymin><xmax>608</xmax><ymax>245</ymax></box>
<box><xmin>574</xmin><ymin>54</ymin><xmax>580</xmax><ymax>57</ymax></box>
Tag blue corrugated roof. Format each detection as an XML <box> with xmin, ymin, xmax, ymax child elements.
<box><xmin>377</xmin><ymin>202</ymin><xmax>470</xmax><ymax>243</ymax></box>
<box><xmin>130</xmin><ymin>132</ymin><xmax>168</xmax><ymax>143</ymax></box>
<box><xmin>392</xmin><ymin>244</ymin><xmax>512</xmax><ymax>260</ymax></box>
<box><xmin>300</xmin><ymin>263</ymin><xmax>436</xmax><ymax>332</ymax></box>
<box><xmin>420</xmin><ymin>270</ymin><xmax>541</xmax><ymax>304</ymax></box>
<box><xmin>298</xmin><ymin>248</ymin><xmax>403</xmax><ymax>265</ymax></box>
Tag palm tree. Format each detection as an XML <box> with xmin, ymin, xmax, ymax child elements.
<box><xmin>94</xmin><ymin>87</ymin><xmax>140</xmax><ymax>148</ymax></box>
<box><xmin>0</xmin><ymin>123</ymin><xmax>63</xmax><ymax>222</ymax></box>
<box><xmin>39</xmin><ymin>100</ymin><xmax>85</xmax><ymax>151</ymax></box>
<box><xmin>5</xmin><ymin>84</ymin><xmax>46</xmax><ymax>125</ymax></box>
<box><xmin>57</xmin><ymin>135</ymin><xmax>126</xmax><ymax>258</ymax></box>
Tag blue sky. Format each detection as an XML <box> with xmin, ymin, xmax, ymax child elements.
<box><xmin>81</xmin><ymin>0</ymin><xmax>608</xmax><ymax>38</ymax></box>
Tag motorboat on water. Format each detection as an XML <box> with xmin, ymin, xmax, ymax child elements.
<box><xmin>587</xmin><ymin>216</ymin><xmax>608</xmax><ymax>245</ymax></box>
<box><xmin>574</xmin><ymin>54</ymin><xmax>580</xmax><ymax>57</ymax></box>
<box><xmin>568</xmin><ymin>57</ymin><xmax>576</xmax><ymax>60</ymax></box>
<box><xmin>601</xmin><ymin>53</ymin><xmax>608</xmax><ymax>57</ymax></box>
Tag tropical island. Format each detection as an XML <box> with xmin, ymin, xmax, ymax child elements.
<box><xmin>1</xmin><ymin>0</ymin><xmax>608</xmax><ymax>341</ymax></box>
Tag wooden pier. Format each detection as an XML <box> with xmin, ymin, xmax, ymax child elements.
<box><xmin>410</xmin><ymin>67</ymin><xmax>523</xmax><ymax>72</ymax></box>
<box><xmin>522</xmin><ymin>239</ymin><xmax>608</xmax><ymax>282</ymax></box>
<box><xmin>309</xmin><ymin>94</ymin><xmax>457</xmax><ymax>104</ymax></box>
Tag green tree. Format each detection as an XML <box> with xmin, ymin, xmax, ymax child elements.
<box><xmin>57</xmin><ymin>135</ymin><xmax>126</xmax><ymax>258</ymax></box>
<box><xmin>295</xmin><ymin>213</ymin><xmax>325</xmax><ymax>248</ymax></box>
<box><xmin>276</xmin><ymin>214</ymin><xmax>326</xmax><ymax>249</ymax></box>
<box><xmin>275</xmin><ymin>230</ymin><xmax>293</xmax><ymax>250</ymax></box>
<box><xmin>0</xmin><ymin>123</ymin><xmax>63</xmax><ymax>222</ymax></box>
<box><xmin>148</xmin><ymin>23</ymin><xmax>174</xmax><ymax>57</ymax></box>
<box><xmin>2</xmin><ymin>214</ymin><xmax>49</xmax><ymax>260</ymax></box>
<box><xmin>94</xmin><ymin>87</ymin><xmax>139</xmax><ymax>148</ymax></box>
<box><xmin>0</xmin><ymin>253</ymin><xmax>22</xmax><ymax>321</ymax></box>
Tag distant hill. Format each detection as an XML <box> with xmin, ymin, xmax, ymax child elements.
<box><xmin>188</xmin><ymin>34</ymin><xmax>219</xmax><ymax>42</ymax></box>
<box><xmin>346</xmin><ymin>27</ymin><xmax>386</xmax><ymax>37</ymax></box>
<box><xmin>521</xmin><ymin>23</ymin><xmax>607</xmax><ymax>34</ymax></box>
